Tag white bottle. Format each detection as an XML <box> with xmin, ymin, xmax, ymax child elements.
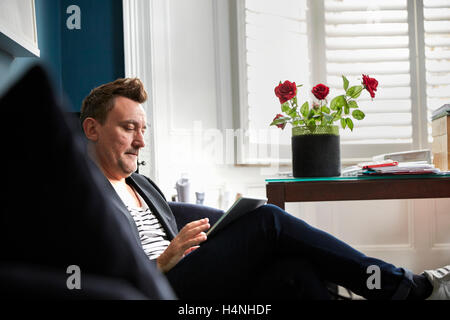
<box><xmin>175</xmin><ymin>174</ymin><xmax>190</xmax><ymax>203</ymax></box>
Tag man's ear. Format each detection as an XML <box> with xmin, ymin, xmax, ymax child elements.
<box><xmin>82</xmin><ymin>117</ymin><xmax>100</xmax><ymax>142</ymax></box>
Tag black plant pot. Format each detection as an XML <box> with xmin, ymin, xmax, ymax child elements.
<box><xmin>291</xmin><ymin>126</ymin><xmax>341</xmax><ymax>177</ymax></box>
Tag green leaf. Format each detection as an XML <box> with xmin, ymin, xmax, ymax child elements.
<box><xmin>330</xmin><ymin>95</ymin><xmax>347</xmax><ymax>110</ymax></box>
<box><xmin>342</xmin><ymin>75</ymin><xmax>349</xmax><ymax>91</ymax></box>
<box><xmin>336</xmin><ymin>108</ymin><xmax>343</xmax><ymax>118</ymax></box>
<box><xmin>281</xmin><ymin>103</ymin><xmax>290</xmax><ymax>113</ymax></box>
<box><xmin>348</xmin><ymin>100</ymin><xmax>358</xmax><ymax>109</ymax></box>
<box><xmin>307</xmin><ymin>109</ymin><xmax>315</xmax><ymax>120</ymax></box>
<box><xmin>344</xmin><ymin>105</ymin><xmax>350</xmax><ymax>115</ymax></box>
<box><xmin>346</xmin><ymin>118</ymin><xmax>354</xmax><ymax>131</ymax></box>
<box><xmin>307</xmin><ymin>119</ymin><xmax>316</xmax><ymax>132</ymax></box>
<box><xmin>321</xmin><ymin>106</ymin><xmax>330</xmax><ymax>114</ymax></box>
<box><xmin>323</xmin><ymin>113</ymin><xmax>333</xmax><ymax>124</ymax></box>
<box><xmin>287</xmin><ymin>108</ymin><xmax>298</xmax><ymax>118</ymax></box>
<box><xmin>296</xmin><ymin>84</ymin><xmax>303</xmax><ymax>88</ymax></box>
<box><xmin>346</xmin><ymin>86</ymin><xmax>363</xmax><ymax>99</ymax></box>
<box><xmin>340</xmin><ymin>118</ymin><xmax>347</xmax><ymax>129</ymax></box>
<box><xmin>352</xmin><ymin>109</ymin><xmax>365</xmax><ymax>120</ymax></box>
<box><xmin>300</xmin><ymin>101</ymin><xmax>309</xmax><ymax>117</ymax></box>
<box><xmin>286</xmin><ymin>110</ymin><xmax>294</xmax><ymax>118</ymax></box>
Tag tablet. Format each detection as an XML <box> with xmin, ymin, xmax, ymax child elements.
<box><xmin>206</xmin><ymin>197</ymin><xmax>267</xmax><ymax>238</ymax></box>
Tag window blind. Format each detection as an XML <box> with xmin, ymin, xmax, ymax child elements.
<box><xmin>238</xmin><ymin>0</ymin><xmax>446</xmax><ymax>163</ymax></box>
<box><xmin>243</xmin><ymin>0</ymin><xmax>310</xmax><ymax>150</ymax></box>
<box><xmin>324</xmin><ymin>0</ymin><xmax>413</xmax><ymax>148</ymax></box>
<box><xmin>423</xmin><ymin>0</ymin><xmax>450</xmax><ymax>142</ymax></box>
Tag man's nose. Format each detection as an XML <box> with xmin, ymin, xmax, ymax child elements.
<box><xmin>133</xmin><ymin>131</ymin><xmax>145</xmax><ymax>148</ymax></box>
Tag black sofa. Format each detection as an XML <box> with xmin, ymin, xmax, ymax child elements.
<box><xmin>0</xmin><ymin>202</ymin><xmax>222</xmax><ymax>299</ymax></box>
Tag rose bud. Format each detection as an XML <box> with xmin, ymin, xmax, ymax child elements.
<box><xmin>273</xmin><ymin>114</ymin><xmax>287</xmax><ymax>130</ymax></box>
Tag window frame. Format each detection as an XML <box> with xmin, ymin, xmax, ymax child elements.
<box><xmin>233</xmin><ymin>0</ymin><xmax>431</xmax><ymax>165</ymax></box>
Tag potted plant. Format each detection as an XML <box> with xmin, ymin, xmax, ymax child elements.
<box><xmin>270</xmin><ymin>75</ymin><xmax>379</xmax><ymax>177</ymax></box>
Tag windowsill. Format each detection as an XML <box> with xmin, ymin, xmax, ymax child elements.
<box><xmin>234</xmin><ymin>157</ymin><xmax>371</xmax><ymax>168</ymax></box>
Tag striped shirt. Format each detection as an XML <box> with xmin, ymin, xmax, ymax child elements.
<box><xmin>111</xmin><ymin>182</ymin><xmax>171</xmax><ymax>260</ymax></box>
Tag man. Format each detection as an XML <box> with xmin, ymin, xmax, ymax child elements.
<box><xmin>81</xmin><ymin>77</ymin><xmax>449</xmax><ymax>300</ymax></box>
<box><xmin>1</xmin><ymin>65</ymin><xmax>175</xmax><ymax>299</ymax></box>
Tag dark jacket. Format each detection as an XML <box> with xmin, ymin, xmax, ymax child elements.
<box><xmin>126</xmin><ymin>174</ymin><xmax>179</xmax><ymax>240</ymax></box>
<box><xmin>103</xmin><ymin>171</ymin><xmax>179</xmax><ymax>247</ymax></box>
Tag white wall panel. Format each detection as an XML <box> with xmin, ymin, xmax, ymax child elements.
<box><xmin>432</xmin><ymin>198</ymin><xmax>450</xmax><ymax>246</ymax></box>
<box><xmin>167</xmin><ymin>0</ymin><xmax>218</xmax><ymax>131</ymax></box>
<box><xmin>332</xmin><ymin>200</ymin><xmax>412</xmax><ymax>247</ymax></box>
<box><xmin>0</xmin><ymin>0</ymin><xmax>39</xmax><ymax>56</ymax></box>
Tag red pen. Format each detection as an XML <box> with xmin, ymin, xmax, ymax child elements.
<box><xmin>361</xmin><ymin>161</ymin><xmax>399</xmax><ymax>169</ymax></box>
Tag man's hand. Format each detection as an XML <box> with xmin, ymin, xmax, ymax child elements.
<box><xmin>156</xmin><ymin>218</ymin><xmax>210</xmax><ymax>273</ymax></box>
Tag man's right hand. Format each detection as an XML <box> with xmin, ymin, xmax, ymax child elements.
<box><xmin>156</xmin><ymin>218</ymin><xmax>210</xmax><ymax>273</ymax></box>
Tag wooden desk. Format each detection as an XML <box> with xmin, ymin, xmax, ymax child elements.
<box><xmin>266</xmin><ymin>175</ymin><xmax>450</xmax><ymax>209</ymax></box>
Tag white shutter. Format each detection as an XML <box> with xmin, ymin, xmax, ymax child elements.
<box><xmin>324</xmin><ymin>0</ymin><xmax>414</xmax><ymax>158</ymax></box>
<box><xmin>237</xmin><ymin>0</ymin><xmax>439</xmax><ymax>163</ymax></box>
<box><xmin>423</xmin><ymin>0</ymin><xmax>450</xmax><ymax>142</ymax></box>
<box><xmin>238</xmin><ymin>0</ymin><xmax>310</xmax><ymax>163</ymax></box>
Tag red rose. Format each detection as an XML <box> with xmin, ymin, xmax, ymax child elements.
<box><xmin>275</xmin><ymin>81</ymin><xmax>297</xmax><ymax>104</ymax></box>
<box><xmin>362</xmin><ymin>74</ymin><xmax>378</xmax><ymax>98</ymax></box>
<box><xmin>311</xmin><ymin>84</ymin><xmax>330</xmax><ymax>100</ymax></box>
<box><xmin>273</xmin><ymin>114</ymin><xmax>286</xmax><ymax>130</ymax></box>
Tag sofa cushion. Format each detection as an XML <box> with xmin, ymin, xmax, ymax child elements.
<box><xmin>168</xmin><ymin>202</ymin><xmax>223</xmax><ymax>231</ymax></box>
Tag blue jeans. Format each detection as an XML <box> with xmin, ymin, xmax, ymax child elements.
<box><xmin>166</xmin><ymin>204</ymin><xmax>414</xmax><ymax>300</ymax></box>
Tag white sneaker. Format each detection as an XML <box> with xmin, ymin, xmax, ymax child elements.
<box><xmin>423</xmin><ymin>265</ymin><xmax>450</xmax><ymax>300</ymax></box>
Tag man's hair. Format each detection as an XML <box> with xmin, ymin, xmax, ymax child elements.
<box><xmin>80</xmin><ymin>78</ymin><xmax>148</xmax><ymax>124</ymax></box>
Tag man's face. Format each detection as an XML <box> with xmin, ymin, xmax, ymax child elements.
<box><xmin>92</xmin><ymin>96</ymin><xmax>147</xmax><ymax>180</ymax></box>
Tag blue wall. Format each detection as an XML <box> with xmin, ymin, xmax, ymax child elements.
<box><xmin>0</xmin><ymin>51</ymin><xmax>13</xmax><ymax>90</ymax></box>
<box><xmin>33</xmin><ymin>0</ymin><xmax>63</xmax><ymax>94</ymax></box>
<box><xmin>61</xmin><ymin>0</ymin><xmax>125</xmax><ymax>111</ymax></box>
<box><xmin>0</xmin><ymin>0</ymin><xmax>124</xmax><ymax>111</ymax></box>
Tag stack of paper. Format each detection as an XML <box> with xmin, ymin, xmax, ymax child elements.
<box><xmin>342</xmin><ymin>160</ymin><xmax>443</xmax><ymax>176</ymax></box>
<box><xmin>362</xmin><ymin>161</ymin><xmax>441</xmax><ymax>175</ymax></box>
<box><xmin>342</xmin><ymin>160</ymin><xmax>398</xmax><ymax>176</ymax></box>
